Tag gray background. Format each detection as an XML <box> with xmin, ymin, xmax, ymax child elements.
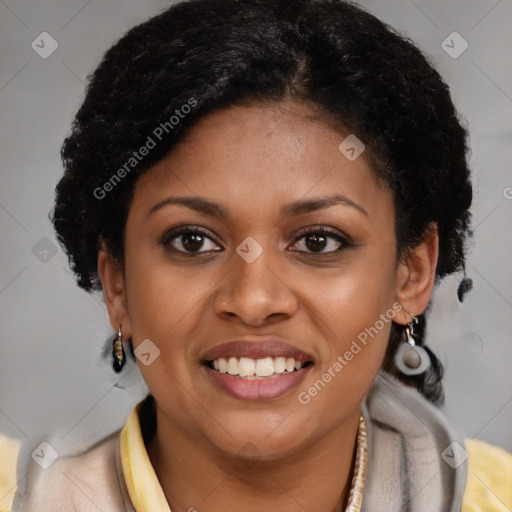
<box><xmin>1</xmin><ymin>0</ymin><xmax>511</xmax><ymax>478</ymax></box>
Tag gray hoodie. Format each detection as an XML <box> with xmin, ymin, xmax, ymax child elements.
<box><xmin>12</xmin><ymin>371</ymin><xmax>467</xmax><ymax>511</ymax></box>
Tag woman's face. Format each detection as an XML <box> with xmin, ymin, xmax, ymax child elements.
<box><xmin>102</xmin><ymin>101</ymin><xmax>432</xmax><ymax>459</ymax></box>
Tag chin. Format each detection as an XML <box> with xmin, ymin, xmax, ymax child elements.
<box><xmin>200</xmin><ymin>410</ymin><xmax>317</xmax><ymax>462</ymax></box>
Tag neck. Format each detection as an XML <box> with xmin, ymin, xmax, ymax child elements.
<box><xmin>146</xmin><ymin>406</ymin><xmax>362</xmax><ymax>512</ymax></box>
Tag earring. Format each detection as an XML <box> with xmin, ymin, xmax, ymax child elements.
<box><xmin>112</xmin><ymin>325</ymin><xmax>126</xmax><ymax>373</ymax></box>
<box><xmin>394</xmin><ymin>314</ymin><xmax>431</xmax><ymax>376</ymax></box>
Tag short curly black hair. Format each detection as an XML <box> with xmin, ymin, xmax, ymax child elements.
<box><xmin>51</xmin><ymin>0</ymin><xmax>472</xmax><ymax>404</ymax></box>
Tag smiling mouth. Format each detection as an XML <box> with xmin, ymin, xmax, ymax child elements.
<box><xmin>206</xmin><ymin>356</ymin><xmax>314</xmax><ymax>379</ymax></box>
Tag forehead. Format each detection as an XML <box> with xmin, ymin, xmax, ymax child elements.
<box><xmin>129</xmin><ymin>101</ymin><xmax>393</xmax><ymax>225</ymax></box>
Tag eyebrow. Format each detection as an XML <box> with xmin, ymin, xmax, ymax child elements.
<box><xmin>148</xmin><ymin>193</ymin><xmax>368</xmax><ymax>219</ymax></box>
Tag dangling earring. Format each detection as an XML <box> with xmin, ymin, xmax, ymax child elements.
<box><xmin>112</xmin><ymin>324</ymin><xmax>126</xmax><ymax>373</ymax></box>
<box><xmin>394</xmin><ymin>314</ymin><xmax>431</xmax><ymax>375</ymax></box>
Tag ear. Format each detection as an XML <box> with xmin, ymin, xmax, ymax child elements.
<box><xmin>97</xmin><ymin>239</ymin><xmax>132</xmax><ymax>338</ymax></box>
<box><xmin>394</xmin><ymin>224</ymin><xmax>439</xmax><ymax>325</ymax></box>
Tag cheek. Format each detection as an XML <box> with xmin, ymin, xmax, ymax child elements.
<box><xmin>295</xmin><ymin>276</ymin><xmax>395</xmax><ymax>426</ymax></box>
<box><xmin>309</xmin><ymin>251</ymin><xmax>397</xmax><ymax>338</ymax></box>
<box><xmin>122</xmin><ymin>251</ymin><xmax>213</xmax><ymax>410</ymax></box>
<box><xmin>124</xmin><ymin>243</ymin><xmax>212</xmax><ymax>340</ymax></box>
<box><xmin>300</xmin><ymin>245</ymin><xmax>398</xmax><ymax>383</ymax></box>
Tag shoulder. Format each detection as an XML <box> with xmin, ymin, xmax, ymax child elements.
<box><xmin>462</xmin><ymin>438</ymin><xmax>512</xmax><ymax>511</ymax></box>
<box><xmin>0</xmin><ymin>434</ymin><xmax>21</xmax><ymax>512</ymax></box>
<box><xmin>12</xmin><ymin>430</ymin><xmax>132</xmax><ymax>512</ymax></box>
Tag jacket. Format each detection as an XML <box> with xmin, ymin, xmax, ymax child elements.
<box><xmin>10</xmin><ymin>371</ymin><xmax>512</xmax><ymax>511</ymax></box>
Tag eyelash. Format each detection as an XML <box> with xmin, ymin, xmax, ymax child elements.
<box><xmin>160</xmin><ymin>225</ymin><xmax>353</xmax><ymax>256</ymax></box>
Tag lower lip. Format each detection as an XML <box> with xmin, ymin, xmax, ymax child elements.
<box><xmin>203</xmin><ymin>365</ymin><xmax>313</xmax><ymax>401</ymax></box>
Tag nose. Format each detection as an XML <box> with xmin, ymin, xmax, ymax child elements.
<box><xmin>213</xmin><ymin>245</ymin><xmax>299</xmax><ymax>326</ymax></box>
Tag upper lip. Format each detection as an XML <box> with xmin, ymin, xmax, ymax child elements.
<box><xmin>202</xmin><ymin>336</ymin><xmax>314</xmax><ymax>363</ymax></box>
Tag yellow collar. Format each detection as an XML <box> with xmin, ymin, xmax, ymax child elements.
<box><xmin>120</xmin><ymin>402</ymin><xmax>170</xmax><ymax>512</ymax></box>
<box><xmin>120</xmin><ymin>400</ymin><xmax>367</xmax><ymax>512</ymax></box>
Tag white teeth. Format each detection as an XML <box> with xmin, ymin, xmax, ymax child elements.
<box><xmin>218</xmin><ymin>357</ymin><xmax>228</xmax><ymax>373</ymax></box>
<box><xmin>238</xmin><ymin>357</ymin><xmax>256</xmax><ymax>377</ymax></box>
<box><xmin>210</xmin><ymin>356</ymin><xmax>308</xmax><ymax>377</ymax></box>
<box><xmin>255</xmin><ymin>357</ymin><xmax>274</xmax><ymax>377</ymax></box>
<box><xmin>227</xmin><ymin>357</ymin><xmax>239</xmax><ymax>375</ymax></box>
<box><xmin>274</xmin><ymin>357</ymin><xmax>286</xmax><ymax>374</ymax></box>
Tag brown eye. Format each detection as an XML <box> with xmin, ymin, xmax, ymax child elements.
<box><xmin>161</xmin><ymin>227</ymin><xmax>222</xmax><ymax>254</ymax></box>
<box><xmin>289</xmin><ymin>227</ymin><xmax>350</xmax><ymax>254</ymax></box>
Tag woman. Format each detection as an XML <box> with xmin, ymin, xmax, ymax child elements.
<box><xmin>11</xmin><ymin>0</ymin><xmax>512</xmax><ymax>510</ymax></box>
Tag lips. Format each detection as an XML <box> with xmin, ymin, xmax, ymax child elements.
<box><xmin>202</xmin><ymin>337</ymin><xmax>314</xmax><ymax>362</ymax></box>
<box><xmin>201</xmin><ymin>337</ymin><xmax>314</xmax><ymax>401</ymax></box>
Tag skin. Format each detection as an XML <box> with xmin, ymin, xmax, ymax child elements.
<box><xmin>99</xmin><ymin>100</ymin><xmax>438</xmax><ymax>512</ymax></box>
